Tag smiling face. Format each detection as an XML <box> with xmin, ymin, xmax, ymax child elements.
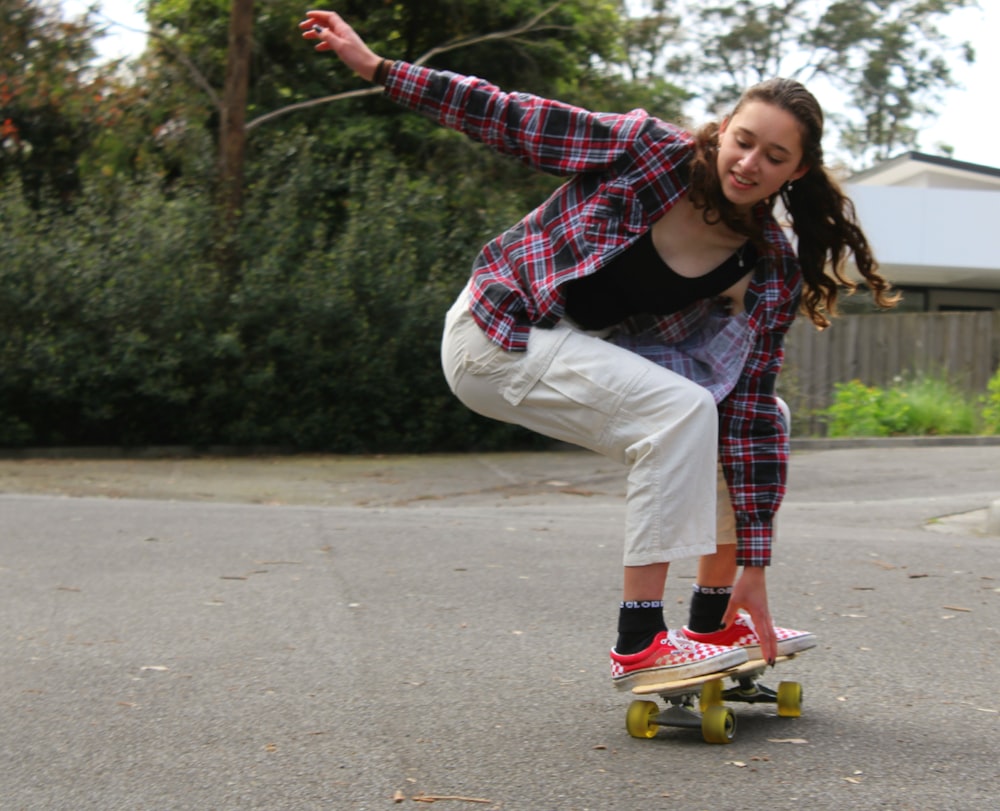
<box><xmin>716</xmin><ymin>100</ymin><xmax>810</xmax><ymax>210</ymax></box>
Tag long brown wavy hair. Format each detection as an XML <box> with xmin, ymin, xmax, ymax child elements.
<box><xmin>688</xmin><ymin>78</ymin><xmax>898</xmax><ymax>328</ymax></box>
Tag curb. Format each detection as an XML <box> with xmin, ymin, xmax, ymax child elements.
<box><xmin>791</xmin><ymin>435</ymin><xmax>1000</xmax><ymax>451</ymax></box>
<box><xmin>1</xmin><ymin>436</ymin><xmax>999</xmax><ymax>461</ymax></box>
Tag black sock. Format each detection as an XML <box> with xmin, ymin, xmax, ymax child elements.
<box><xmin>687</xmin><ymin>584</ymin><xmax>732</xmax><ymax>633</ymax></box>
<box><xmin>616</xmin><ymin>600</ymin><xmax>667</xmax><ymax>654</ymax></box>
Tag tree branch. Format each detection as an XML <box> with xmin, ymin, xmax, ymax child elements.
<box><xmin>411</xmin><ymin>0</ymin><xmax>571</xmax><ymax>66</ymax></box>
<box><xmin>244</xmin><ymin>86</ymin><xmax>384</xmax><ymax>131</ymax></box>
<box><xmin>245</xmin><ymin>0</ymin><xmax>570</xmax><ymax>133</ymax></box>
<box><xmin>150</xmin><ymin>26</ymin><xmax>222</xmax><ymax>110</ymax></box>
<box><xmin>90</xmin><ymin>12</ymin><xmax>222</xmax><ymax>110</ymax></box>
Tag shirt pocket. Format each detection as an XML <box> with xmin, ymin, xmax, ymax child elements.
<box><xmin>582</xmin><ymin>179</ymin><xmax>645</xmax><ymax>250</ymax></box>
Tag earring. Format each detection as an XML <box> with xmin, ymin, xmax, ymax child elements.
<box><xmin>786</xmin><ymin>181</ymin><xmax>794</xmax><ymax>192</ymax></box>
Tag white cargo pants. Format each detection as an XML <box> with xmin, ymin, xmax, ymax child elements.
<box><xmin>441</xmin><ymin>286</ymin><xmax>718</xmax><ymax>566</ymax></box>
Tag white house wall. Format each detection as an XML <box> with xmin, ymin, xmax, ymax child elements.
<box><xmin>844</xmin><ymin>185</ymin><xmax>1000</xmax><ymax>291</ymax></box>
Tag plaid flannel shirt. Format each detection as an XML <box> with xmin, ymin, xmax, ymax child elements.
<box><xmin>384</xmin><ymin>62</ymin><xmax>802</xmax><ymax>566</ymax></box>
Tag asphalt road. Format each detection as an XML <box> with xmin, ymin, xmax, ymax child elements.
<box><xmin>2</xmin><ymin>445</ymin><xmax>998</xmax><ymax>810</ymax></box>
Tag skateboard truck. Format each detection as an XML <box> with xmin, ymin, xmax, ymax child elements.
<box><xmin>626</xmin><ymin>655</ymin><xmax>803</xmax><ymax>744</ymax></box>
<box><xmin>723</xmin><ymin>677</ymin><xmax>779</xmax><ymax>703</ymax></box>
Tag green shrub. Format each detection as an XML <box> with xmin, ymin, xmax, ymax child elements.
<box><xmin>824</xmin><ymin>376</ymin><xmax>980</xmax><ymax>438</ymax></box>
<box><xmin>0</xmin><ymin>178</ymin><xmax>225</xmax><ymax>446</ymax></box>
<box><xmin>894</xmin><ymin>376</ymin><xmax>978</xmax><ymax>436</ymax></box>
<box><xmin>0</xmin><ymin>142</ymin><xmax>545</xmax><ymax>452</ymax></box>
<box><xmin>982</xmin><ymin>367</ymin><xmax>1000</xmax><ymax>435</ymax></box>
<box><xmin>220</xmin><ymin>143</ymin><xmax>542</xmax><ymax>452</ymax></box>
<box><xmin>825</xmin><ymin>380</ymin><xmax>893</xmax><ymax>437</ymax></box>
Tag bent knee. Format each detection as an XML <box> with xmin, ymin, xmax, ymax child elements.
<box><xmin>675</xmin><ymin>379</ymin><xmax>717</xmax><ymax>426</ymax></box>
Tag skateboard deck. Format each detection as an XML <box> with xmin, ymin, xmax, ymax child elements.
<box><xmin>626</xmin><ymin>653</ymin><xmax>803</xmax><ymax>743</ymax></box>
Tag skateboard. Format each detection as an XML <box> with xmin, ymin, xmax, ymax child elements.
<box><xmin>625</xmin><ymin>654</ymin><xmax>803</xmax><ymax>744</ymax></box>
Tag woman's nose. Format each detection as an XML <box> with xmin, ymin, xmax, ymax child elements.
<box><xmin>738</xmin><ymin>149</ymin><xmax>761</xmax><ymax>174</ymax></box>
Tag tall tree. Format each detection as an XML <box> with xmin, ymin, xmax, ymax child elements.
<box><xmin>810</xmin><ymin>0</ymin><xmax>976</xmax><ymax>164</ymax></box>
<box><xmin>0</xmin><ymin>0</ymin><xmax>119</xmax><ymax>203</ymax></box>
<box><xmin>218</xmin><ymin>0</ymin><xmax>253</xmax><ymax>233</ymax></box>
<box><xmin>630</xmin><ymin>0</ymin><xmax>977</xmax><ymax>167</ymax></box>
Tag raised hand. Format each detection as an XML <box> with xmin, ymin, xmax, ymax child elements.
<box><xmin>299</xmin><ymin>10</ymin><xmax>382</xmax><ymax>82</ymax></box>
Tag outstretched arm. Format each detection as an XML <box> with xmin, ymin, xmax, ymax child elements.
<box><xmin>300</xmin><ymin>13</ymin><xmax>651</xmax><ymax>180</ymax></box>
<box><xmin>299</xmin><ymin>9</ymin><xmax>383</xmax><ymax>82</ymax></box>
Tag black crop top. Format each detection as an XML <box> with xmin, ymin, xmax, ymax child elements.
<box><xmin>562</xmin><ymin>230</ymin><xmax>755</xmax><ymax>330</ymax></box>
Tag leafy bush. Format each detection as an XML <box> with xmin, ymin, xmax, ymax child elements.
<box><xmin>0</xmin><ymin>143</ymin><xmax>545</xmax><ymax>452</ymax></box>
<box><xmin>981</xmin><ymin>367</ymin><xmax>1000</xmax><ymax>435</ymax></box>
<box><xmin>824</xmin><ymin>380</ymin><xmax>894</xmax><ymax>437</ymax></box>
<box><xmin>0</xmin><ymin>178</ymin><xmax>225</xmax><ymax>446</ymax></box>
<box><xmin>216</xmin><ymin>140</ymin><xmax>543</xmax><ymax>451</ymax></box>
<box><xmin>893</xmin><ymin>376</ymin><xmax>978</xmax><ymax>436</ymax></box>
<box><xmin>824</xmin><ymin>376</ymin><xmax>980</xmax><ymax>438</ymax></box>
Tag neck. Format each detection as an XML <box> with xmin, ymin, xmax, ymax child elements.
<box><xmin>681</xmin><ymin>195</ymin><xmax>748</xmax><ymax>247</ymax></box>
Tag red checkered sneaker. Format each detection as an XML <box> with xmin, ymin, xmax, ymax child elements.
<box><xmin>683</xmin><ymin>613</ymin><xmax>816</xmax><ymax>662</ymax></box>
<box><xmin>610</xmin><ymin>629</ymin><xmax>747</xmax><ymax>690</ymax></box>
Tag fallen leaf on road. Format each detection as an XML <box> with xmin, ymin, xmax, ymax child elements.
<box><xmin>767</xmin><ymin>738</ymin><xmax>809</xmax><ymax>745</ymax></box>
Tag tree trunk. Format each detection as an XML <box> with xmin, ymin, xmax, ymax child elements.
<box><xmin>218</xmin><ymin>0</ymin><xmax>253</xmax><ymax>231</ymax></box>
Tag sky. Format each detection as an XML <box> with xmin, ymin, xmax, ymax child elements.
<box><xmin>63</xmin><ymin>0</ymin><xmax>1000</xmax><ymax>170</ymax></box>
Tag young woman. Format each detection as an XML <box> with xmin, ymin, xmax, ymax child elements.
<box><xmin>300</xmin><ymin>10</ymin><xmax>896</xmax><ymax>689</ymax></box>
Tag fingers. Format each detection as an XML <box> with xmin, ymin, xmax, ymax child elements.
<box><xmin>720</xmin><ymin>602</ymin><xmax>738</xmax><ymax>632</ymax></box>
<box><xmin>727</xmin><ymin>606</ymin><xmax>776</xmax><ymax>664</ymax></box>
<box><xmin>755</xmin><ymin>616</ymin><xmax>778</xmax><ymax>665</ymax></box>
<box><xmin>302</xmin><ymin>9</ymin><xmax>343</xmax><ymax>27</ymax></box>
<box><xmin>298</xmin><ymin>10</ymin><xmax>344</xmax><ymax>51</ymax></box>
<box><xmin>299</xmin><ymin>18</ymin><xmax>329</xmax><ymax>50</ymax></box>
<box><xmin>727</xmin><ymin>565</ymin><xmax>778</xmax><ymax>663</ymax></box>
<box><xmin>745</xmin><ymin>600</ymin><xmax>777</xmax><ymax>664</ymax></box>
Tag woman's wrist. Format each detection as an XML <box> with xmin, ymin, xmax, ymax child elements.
<box><xmin>372</xmin><ymin>57</ymin><xmax>394</xmax><ymax>86</ymax></box>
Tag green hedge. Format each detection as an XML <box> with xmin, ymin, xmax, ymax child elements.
<box><xmin>0</xmin><ymin>139</ymin><xmax>546</xmax><ymax>452</ymax></box>
<box><xmin>823</xmin><ymin>374</ymin><xmax>1000</xmax><ymax>438</ymax></box>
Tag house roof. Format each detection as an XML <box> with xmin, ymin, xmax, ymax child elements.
<box><xmin>844</xmin><ymin>152</ymin><xmax>1000</xmax><ymax>291</ymax></box>
<box><xmin>849</xmin><ymin>151</ymin><xmax>1000</xmax><ymax>191</ymax></box>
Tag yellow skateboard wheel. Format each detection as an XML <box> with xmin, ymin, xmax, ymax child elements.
<box><xmin>776</xmin><ymin>680</ymin><xmax>803</xmax><ymax>717</ymax></box>
<box><xmin>701</xmin><ymin>704</ymin><xmax>736</xmax><ymax>744</ymax></box>
<box><xmin>625</xmin><ymin>700</ymin><xmax>659</xmax><ymax>739</ymax></box>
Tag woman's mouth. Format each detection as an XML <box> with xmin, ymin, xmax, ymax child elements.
<box><xmin>729</xmin><ymin>171</ymin><xmax>756</xmax><ymax>191</ymax></box>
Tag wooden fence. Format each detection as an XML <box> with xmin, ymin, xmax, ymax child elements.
<box><xmin>780</xmin><ymin>310</ymin><xmax>1000</xmax><ymax>435</ymax></box>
